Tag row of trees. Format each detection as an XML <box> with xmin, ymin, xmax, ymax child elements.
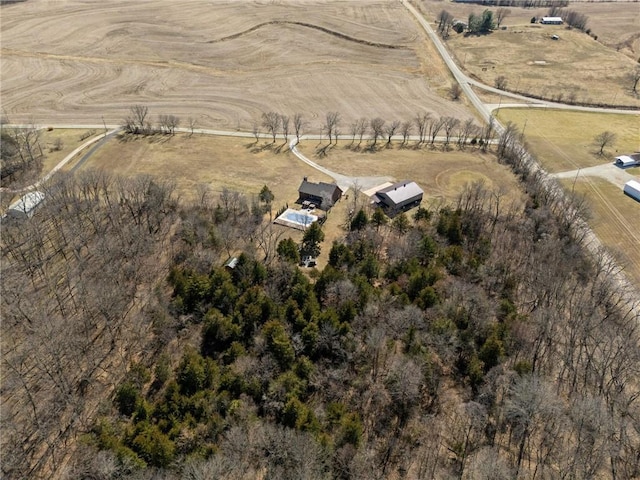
<box><xmin>547</xmin><ymin>6</ymin><xmax>589</xmax><ymax>31</ymax></box>
<box><xmin>256</xmin><ymin>110</ymin><xmax>491</xmax><ymax>152</ymax></box>
<box><xmin>438</xmin><ymin>8</ymin><xmax>510</xmax><ymax>37</ymax></box>
<box><xmin>123</xmin><ymin>105</ymin><xmax>196</xmax><ymax>136</ymax></box>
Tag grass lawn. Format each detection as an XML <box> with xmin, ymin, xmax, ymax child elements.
<box><xmin>560</xmin><ymin>177</ymin><xmax>640</xmax><ymax>287</ymax></box>
<box><xmin>296</xmin><ymin>140</ymin><xmax>526</xmax><ymax>206</ymax></box>
<box><xmin>79</xmin><ymin>133</ymin><xmax>334</xmax><ymax>206</ymax></box>
<box><xmin>496</xmin><ymin>110</ymin><xmax>639</xmax><ymax>173</ymax></box>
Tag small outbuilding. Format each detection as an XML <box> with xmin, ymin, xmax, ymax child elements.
<box><xmin>540</xmin><ymin>17</ymin><xmax>563</xmax><ymax>24</ymax></box>
<box><xmin>615</xmin><ymin>154</ymin><xmax>640</xmax><ymax>168</ymax></box>
<box><xmin>298</xmin><ymin>177</ymin><xmax>342</xmax><ymax>208</ymax></box>
<box><xmin>623</xmin><ymin>180</ymin><xmax>640</xmax><ymax>202</ymax></box>
<box><xmin>7</xmin><ymin>191</ymin><xmax>45</xmax><ymax>219</ymax></box>
<box><xmin>372</xmin><ymin>180</ymin><xmax>423</xmax><ymax>216</ymax></box>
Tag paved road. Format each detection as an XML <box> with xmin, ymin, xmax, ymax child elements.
<box><xmin>553</xmin><ymin>162</ymin><xmax>639</xmax><ymax>187</ymax></box>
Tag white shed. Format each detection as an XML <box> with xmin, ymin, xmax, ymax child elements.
<box><xmin>623</xmin><ymin>180</ymin><xmax>640</xmax><ymax>202</ymax></box>
<box><xmin>7</xmin><ymin>191</ymin><xmax>45</xmax><ymax>219</ymax></box>
<box><xmin>615</xmin><ymin>154</ymin><xmax>640</xmax><ymax>168</ymax></box>
<box><xmin>540</xmin><ymin>17</ymin><xmax>563</xmax><ymax>24</ymax></box>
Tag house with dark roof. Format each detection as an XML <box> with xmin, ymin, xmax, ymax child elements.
<box><xmin>297</xmin><ymin>177</ymin><xmax>342</xmax><ymax>209</ymax></box>
<box><xmin>372</xmin><ymin>181</ymin><xmax>423</xmax><ymax>216</ymax></box>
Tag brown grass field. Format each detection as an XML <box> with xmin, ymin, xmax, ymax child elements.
<box><xmin>494</xmin><ymin>109</ymin><xmax>640</xmax><ymax>286</ymax></box>
<box><xmin>76</xmin><ymin>133</ymin><xmax>526</xmax><ymax>269</ymax></box>
<box><xmin>0</xmin><ymin>0</ymin><xmax>476</xmax><ymax>130</ymax></box>
<box><xmin>297</xmin><ymin>139</ymin><xmax>526</xmax><ymax>204</ymax></box>
<box><xmin>496</xmin><ymin>109</ymin><xmax>640</xmax><ymax>172</ymax></box>
<box><xmin>419</xmin><ymin>0</ymin><xmax>640</xmax><ymax>108</ymax></box>
<box><xmin>559</xmin><ymin>177</ymin><xmax>640</xmax><ymax>287</ymax></box>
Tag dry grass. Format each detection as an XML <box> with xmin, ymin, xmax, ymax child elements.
<box><xmin>39</xmin><ymin>128</ymin><xmax>101</xmax><ymax>173</ymax></box>
<box><xmin>79</xmin><ymin>133</ymin><xmax>334</xmax><ymax>205</ymax></box>
<box><xmin>1</xmin><ymin>0</ymin><xmax>473</xmax><ymax>129</ymax></box>
<box><xmin>559</xmin><ymin>177</ymin><xmax>640</xmax><ymax>286</ymax></box>
<box><xmin>296</xmin><ymin>140</ymin><xmax>526</xmax><ymax>205</ymax></box>
<box><xmin>418</xmin><ymin>0</ymin><xmax>640</xmax><ymax>108</ymax></box>
<box><xmin>495</xmin><ymin>109</ymin><xmax>639</xmax><ymax>172</ymax></box>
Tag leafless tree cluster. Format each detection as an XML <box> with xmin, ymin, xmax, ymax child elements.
<box><xmin>547</xmin><ymin>6</ymin><xmax>589</xmax><ymax>31</ymax></box>
<box><xmin>123</xmin><ymin>105</ymin><xmax>181</xmax><ymax>136</ymax></box>
<box><xmin>1</xmin><ymin>123</ymin><xmax>44</xmax><ymax>187</ymax></box>
<box><xmin>1</xmin><ymin>170</ymin><xmax>179</xmax><ymax>479</ymax></box>
<box><xmin>259</xmin><ymin>111</ymin><xmax>305</xmax><ymax>144</ymax></box>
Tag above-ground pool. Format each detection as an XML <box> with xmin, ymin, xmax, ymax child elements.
<box><xmin>274</xmin><ymin>208</ymin><xmax>318</xmax><ymax>230</ymax></box>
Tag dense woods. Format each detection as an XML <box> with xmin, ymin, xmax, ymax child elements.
<box><xmin>2</xmin><ymin>128</ymin><xmax>639</xmax><ymax>479</ymax></box>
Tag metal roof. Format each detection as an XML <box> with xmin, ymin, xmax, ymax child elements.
<box><xmin>8</xmin><ymin>191</ymin><xmax>45</xmax><ymax>214</ymax></box>
<box><xmin>376</xmin><ymin>181</ymin><xmax>423</xmax><ymax>205</ymax></box>
<box><xmin>298</xmin><ymin>180</ymin><xmax>342</xmax><ymax>198</ymax></box>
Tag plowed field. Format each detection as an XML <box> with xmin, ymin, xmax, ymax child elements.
<box><xmin>1</xmin><ymin>0</ymin><xmax>475</xmax><ymax>130</ymax></box>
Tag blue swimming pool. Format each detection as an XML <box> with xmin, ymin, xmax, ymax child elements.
<box><xmin>283</xmin><ymin>210</ymin><xmax>317</xmax><ymax>226</ymax></box>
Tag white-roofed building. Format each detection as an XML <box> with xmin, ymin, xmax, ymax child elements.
<box><xmin>372</xmin><ymin>180</ymin><xmax>423</xmax><ymax>216</ymax></box>
<box><xmin>615</xmin><ymin>154</ymin><xmax>640</xmax><ymax>168</ymax></box>
<box><xmin>540</xmin><ymin>17</ymin><xmax>563</xmax><ymax>24</ymax></box>
<box><xmin>7</xmin><ymin>191</ymin><xmax>45</xmax><ymax>219</ymax></box>
<box><xmin>623</xmin><ymin>180</ymin><xmax>640</xmax><ymax>202</ymax></box>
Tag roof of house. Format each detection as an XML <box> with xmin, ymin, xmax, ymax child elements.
<box><xmin>541</xmin><ymin>16</ymin><xmax>563</xmax><ymax>22</ymax></box>
<box><xmin>8</xmin><ymin>191</ymin><xmax>45</xmax><ymax>214</ymax></box>
<box><xmin>298</xmin><ymin>179</ymin><xmax>342</xmax><ymax>198</ymax></box>
<box><xmin>376</xmin><ymin>181</ymin><xmax>423</xmax><ymax>205</ymax></box>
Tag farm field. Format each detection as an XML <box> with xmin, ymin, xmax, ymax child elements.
<box><xmin>495</xmin><ymin>109</ymin><xmax>639</xmax><ymax>287</ymax></box>
<box><xmin>560</xmin><ymin>177</ymin><xmax>640</xmax><ymax>287</ymax></box>
<box><xmin>418</xmin><ymin>0</ymin><xmax>640</xmax><ymax>108</ymax></box>
<box><xmin>0</xmin><ymin>0</ymin><xmax>475</xmax><ymax>130</ymax></box>
<box><xmin>496</xmin><ymin>109</ymin><xmax>639</xmax><ymax>172</ymax></box>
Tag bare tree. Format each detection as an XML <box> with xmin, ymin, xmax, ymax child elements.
<box><xmin>385</xmin><ymin>120</ymin><xmax>401</xmax><ymax>147</ymax></box>
<box><xmin>428</xmin><ymin>116</ymin><xmax>446</xmax><ymax>145</ymax></box>
<box><xmin>131</xmin><ymin>105</ymin><xmax>148</xmax><ymax>133</ymax></box>
<box><xmin>437</xmin><ymin>10</ymin><xmax>454</xmax><ymax>37</ymax></box>
<box><xmin>369</xmin><ymin>118</ymin><xmax>385</xmax><ymax>148</ymax></box>
<box><xmin>449</xmin><ymin>82</ymin><xmax>463</xmax><ymax>100</ymax></box>
<box><xmin>158</xmin><ymin>114</ymin><xmax>180</xmax><ymax>135</ymax></box>
<box><xmin>324</xmin><ymin>112</ymin><xmax>340</xmax><ymax>145</ymax></box>
<box><xmin>494</xmin><ymin>75</ymin><xmax>508</xmax><ymax>90</ymax></box>
<box><xmin>442</xmin><ymin>117</ymin><xmax>460</xmax><ymax>147</ymax></box>
<box><xmin>400</xmin><ymin>121</ymin><xmax>412</xmax><ymax>146</ymax></box>
<box><xmin>188</xmin><ymin>117</ymin><xmax>197</xmax><ymax>137</ymax></box>
<box><xmin>293</xmin><ymin>113</ymin><xmax>304</xmax><ymax>142</ymax></box>
<box><xmin>414</xmin><ymin>113</ymin><xmax>430</xmax><ymax>145</ymax></box>
<box><xmin>457</xmin><ymin>118</ymin><xmax>476</xmax><ymax>149</ymax></box>
<box><xmin>496</xmin><ymin>8</ymin><xmax>511</xmax><ymax>28</ymax></box>
<box><xmin>594</xmin><ymin>131</ymin><xmax>616</xmax><ymax>155</ymax></box>
<box><xmin>261</xmin><ymin>112</ymin><xmax>280</xmax><ymax>143</ymax></box>
<box><xmin>280</xmin><ymin>114</ymin><xmax>290</xmax><ymax>142</ymax></box>
<box><xmin>630</xmin><ymin>67</ymin><xmax>640</xmax><ymax>94</ymax></box>
<box><xmin>355</xmin><ymin>118</ymin><xmax>368</xmax><ymax>147</ymax></box>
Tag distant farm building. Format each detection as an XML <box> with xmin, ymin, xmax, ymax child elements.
<box><xmin>372</xmin><ymin>180</ymin><xmax>423</xmax><ymax>216</ymax></box>
<box><xmin>623</xmin><ymin>180</ymin><xmax>640</xmax><ymax>202</ymax></box>
<box><xmin>297</xmin><ymin>177</ymin><xmax>342</xmax><ymax>208</ymax></box>
<box><xmin>540</xmin><ymin>17</ymin><xmax>563</xmax><ymax>24</ymax></box>
<box><xmin>6</xmin><ymin>191</ymin><xmax>45</xmax><ymax>219</ymax></box>
<box><xmin>615</xmin><ymin>154</ymin><xmax>640</xmax><ymax>168</ymax></box>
